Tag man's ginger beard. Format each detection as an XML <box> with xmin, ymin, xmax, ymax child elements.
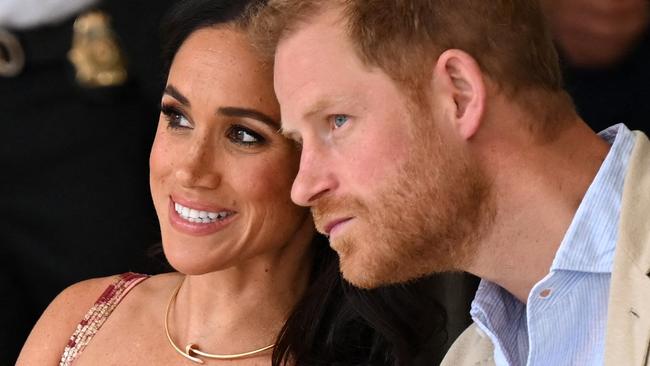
<box><xmin>313</xmin><ymin>106</ymin><xmax>495</xmax><ymax>289</ymax></box>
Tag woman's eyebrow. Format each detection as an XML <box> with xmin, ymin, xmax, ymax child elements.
<box><xmin>163</xmin><ymin>85</ymin><xmax>190</xmax><ymax>106</ymax></box>
<box><xmin>218</xmin><ymin>106</ymin><xmax>280</xmax><ymax>130</ymax></box>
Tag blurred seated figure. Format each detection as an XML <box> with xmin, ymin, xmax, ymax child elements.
<box><xmin>0</xmin><ymin>0</ymin><xmax>174</xmax><ymax>363</ymax></box>
<box><xmin>542</xmin><ymin>0</ymin><xmax>650</xmax><ymax>134</ymax></box>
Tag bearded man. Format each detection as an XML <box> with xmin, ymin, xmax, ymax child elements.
<box><xmin>252</xmin><ymin>1</ymin><xmax>650</xmax><ymax>365</ymax></box>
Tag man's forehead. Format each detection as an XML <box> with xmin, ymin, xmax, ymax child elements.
<box><xmin>272</xmin><ymin>6</ymin><xmax>389</xmax><ymax>134</ymax></box>
<box><xmin>275</xmin><ymin>4</ymin><xmax>353</xmax><ymax>60</ymax></box>
<box><xmin>277</xmin><ymin>10</ymin><xmax>343</xmax><ymax>55</ymax></box>
<box><xmin>274</xmin><ymin>11</ymin><xmax>351</xmax><ymax>99</ymax></box>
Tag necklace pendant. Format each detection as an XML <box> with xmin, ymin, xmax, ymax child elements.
<box><xmin>164</xmin><ymin>277</ymin><xmax>275</xmax><ymax>363</ymax></box>
<box><xmin>182</xmin><ymin>343</ymin><xmax>205</xmax><ymax>364</ymax></box>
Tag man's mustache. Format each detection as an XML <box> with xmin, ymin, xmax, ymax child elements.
<box><xmin>311</xmin><ymin>196</ymin><xmax>366</xmax><ymax>233</ymax></box>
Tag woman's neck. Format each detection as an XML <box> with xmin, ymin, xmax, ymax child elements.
<box><xmin>169</xmin><ymin>230</ymin><xmax>314</xmax><ymax>358</ymax></box>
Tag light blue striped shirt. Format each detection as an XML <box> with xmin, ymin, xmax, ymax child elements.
<box><xmin>470</xmin><ymin>124</ymin><xmax>636</xmax><ymax>366</ymax></box>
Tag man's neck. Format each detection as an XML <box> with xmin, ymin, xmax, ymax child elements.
<box><xmin>466</xmin><ymin>119</ymin><xmax>611</xmax><ymax>303</ymax></box>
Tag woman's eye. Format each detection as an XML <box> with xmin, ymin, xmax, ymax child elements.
<box><xmin>228</xmin><ymin>126</ymin><xmax>265</xmax><ymax>146</ymax></box>
<box><xmin>331</xmin><ymin>114</ymin><xmax>349</xmax><ymax>129</ymax></box>
<box><xmin>161</xmin><ymin>106</ymin><xmax>192</xmax><ymax>129</ymax></box>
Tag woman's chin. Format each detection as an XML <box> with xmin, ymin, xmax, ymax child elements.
<box><xmin>161</xmin><ymin>242</ymin><xmax>225</xmax><ymax>275</ymax></box>
<box><xmin>167</xmin><ymin>257</ymin><xmax>224</xmax><ymax>276</ymax></box>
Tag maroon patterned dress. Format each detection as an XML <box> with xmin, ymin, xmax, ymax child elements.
<box><xmin>59</xmin><ymin>272</ymin><xmax>149</xmax><ymax>366</ymax></box>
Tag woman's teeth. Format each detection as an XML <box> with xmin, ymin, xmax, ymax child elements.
<box><xmin>174</xmin><ymin>202</ymin><xmax>232</xmax><ymax>224</ymax></box>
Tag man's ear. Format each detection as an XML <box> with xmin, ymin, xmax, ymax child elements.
<box><xmin>432</xmin><ymin>49</ymin><xmax>486</xmax><ymax>140</ymax></box>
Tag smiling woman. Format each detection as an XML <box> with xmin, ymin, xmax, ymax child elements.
<box><xmin>150</xmin><ymin>26</ymin><xmax>309</xmax><ymax>277</ymax></box>
<box><xmin>15</xmin><ymin>1</ymin><xmax>447</xmax><ymax>365</ymax></box>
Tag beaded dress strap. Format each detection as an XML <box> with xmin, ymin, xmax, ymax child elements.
<box><xmin>59</xmin><ymin>272</ymin><xmax>149</xmax><ymax>366</ymax></box>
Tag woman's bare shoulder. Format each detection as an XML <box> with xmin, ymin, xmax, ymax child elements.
<box><xmin>110</xmin><ymin>272</ymin><xmax>181</xmax><ymax>312</ymax></box>
<box><xmin>15</xmin><ymin>275</ymin><xmax>123</xmax><ymax>365</ymax></box>
<box><xmin>134</xmin><ymin>272</ymin><xmax>181</xmax><ymax>294</ymax></box>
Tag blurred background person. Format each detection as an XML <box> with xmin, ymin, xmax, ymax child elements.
<box><xmin>542</xmin><ymin>0</ymin><xmax>650</xmax><ymax>134</ymax></box>
<box><xmin>0</xmin><ymin>0</ymin><xmax>174</xmax><ymax>363</ymax></box>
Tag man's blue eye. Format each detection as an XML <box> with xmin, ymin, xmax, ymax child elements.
<box><xmin>333</xmin><ymin>115</ymin><xmax>348</xmax><ymax>129</ymax></box>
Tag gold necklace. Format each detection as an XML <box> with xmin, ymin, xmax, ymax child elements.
<box><xmin>164</xmin><ymin>277</ymin><xmax>275</xmax><ymax>364</ymax></box>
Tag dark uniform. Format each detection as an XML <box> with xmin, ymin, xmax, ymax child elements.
<box><xmin>0</xmin><ymin>1</ymin><xmax>174</xmax><ymax>363</ymax></box>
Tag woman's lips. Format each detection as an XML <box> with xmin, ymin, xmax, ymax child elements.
<box><xmin>168</xmin><ymin>199</ymin><xmax>237</xmax><ymax>236</ymax></box>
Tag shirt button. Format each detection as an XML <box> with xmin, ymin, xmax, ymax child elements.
<box><xmin>539</xmin><ymin>288</ymin><xmax>552</xmax><ymax>298</ymax></box>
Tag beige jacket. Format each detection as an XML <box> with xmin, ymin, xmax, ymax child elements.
<box><xmin>442</xmin><ymin>132</ymin><xmax>650</xmax><ymax>366</ymax></box>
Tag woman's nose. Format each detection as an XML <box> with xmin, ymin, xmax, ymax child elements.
<box><xmin>174</xmin><ymin>140</ymin><xmax>221</xmax><ymax>189</ymax></box>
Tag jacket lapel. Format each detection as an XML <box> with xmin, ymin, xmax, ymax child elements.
<box><xmin>604</xmin><ymin>132</ymin><xmax>650</xmax><ymax>366</ymax></box>
<box><xmin>441</xmin><ymin>324</ymin><xmax>496</xmax><ymax>366</ymax></box>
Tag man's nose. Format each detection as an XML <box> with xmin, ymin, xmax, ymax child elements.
<box><xmin>290</xmin><ymin>141</ymin><xmax>337</xmax><ymax>206</ymax></box>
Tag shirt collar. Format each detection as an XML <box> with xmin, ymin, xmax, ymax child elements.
<box><xmin>472</xmin><ymin>124</ymin><xmax>635</xmax><ymax>308</ymax></box>
<box><xmin>551</xmin><ymin>123</ymin><xmax>635</xmax><ymax>273</ymax></box>
<box><xmin>469</xmin><ymin>123</ymin><xmax>637</xmax><ymax>365</ymax></box>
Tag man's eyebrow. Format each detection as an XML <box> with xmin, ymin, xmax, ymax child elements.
<box><xmin>303</xmin><ymin>98</ymin><xmax>335</xmax><ymax>120</ymax></box>
<box><xmin>163</xmin><ymin>85</ymin><xmax>190</xmax><ymax>106</ymax></box>
<box><xmin>302</xmin><ymin>94</ymin><xmax>354</xmax><ymax>120</ymax></box>
<box><xmin>280</xmin><ymin>96</ymin><xmax>349</xmax><ymax>140</ymax></box>
<box><xmin>278</xmin><ymin>125</ymin><xmax>302</xmax><ymax>142</ymax></box>
<box><xmin>218</xmin><ymin>106</ymin><xmax>280</xmax><ymax>130</ymax></box>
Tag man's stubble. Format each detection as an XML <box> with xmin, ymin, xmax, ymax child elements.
<box><xmin>313</xmin><ymin>106</ymin><xmax>496</xmax><ymax>288</ymax></box>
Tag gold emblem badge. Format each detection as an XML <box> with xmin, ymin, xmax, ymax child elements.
<box><xmin>68</xmin><ymin>11</ymin><xmax>127</xmax><ymax>87</ymax></box>
<box><xmin>0</xmin><ymin>28</ymin><xmax>25</xmax><ymax>77</ymax></box>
